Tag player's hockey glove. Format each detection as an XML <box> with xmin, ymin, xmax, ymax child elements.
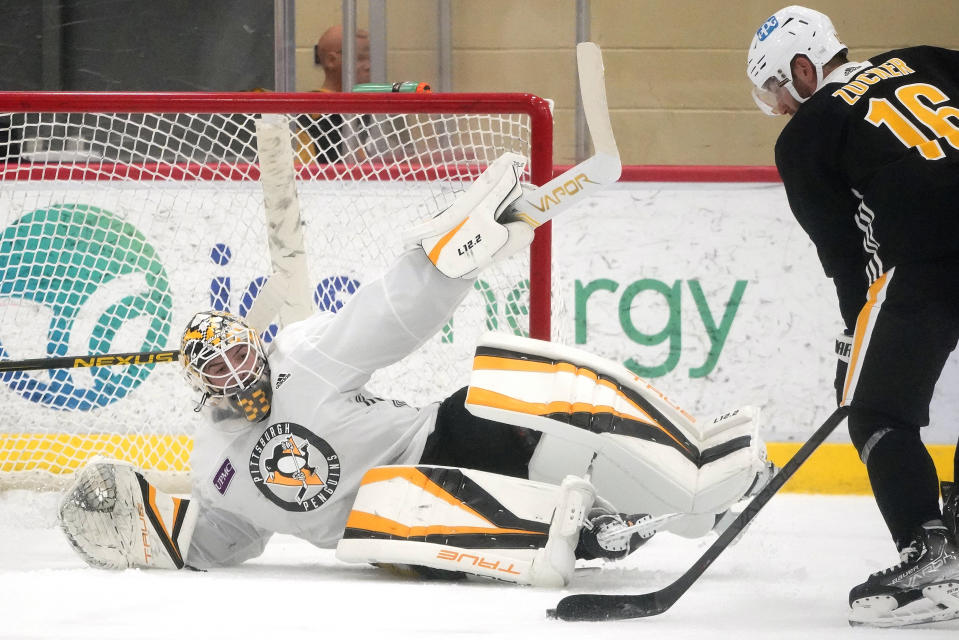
<box><xmin>575</xmin><ymin>507</ymin><xmax>655</xmax><ymax>561</ymax></box>
<box><xmin>834</xmin><ymin>330</ymin><xmax>853</xmax><ymax>406</ymax></box>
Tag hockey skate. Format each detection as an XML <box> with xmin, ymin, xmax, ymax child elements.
<box><xmin>576</xmin><ymin>508</ymin><xmax>655</xmax><ymax>561</ymax></box>
<box><xmin>848</xmin><ymin>523</ymin><xmax>959</xmax><ymax>627</ymax></box>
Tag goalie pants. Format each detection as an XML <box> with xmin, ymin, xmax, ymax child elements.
<box><xmin>843</xmin><ymin>258</ymin><xmax>959</xmax><ymax>548</ymax></box>
<box><xmin>420</xmin><ymin>386</ymin><xmax>541</xmax><ymax>479</ymax></box>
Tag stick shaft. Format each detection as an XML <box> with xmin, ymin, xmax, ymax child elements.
<box><xmin>551</xmin><ymin>405</ymin><xmax>850</xmax><ymax>621</ymax></box>
<box><xmin>0</xmin><ymin>350</ymin><xmax>179</xmax><ymax>372</ymax></box>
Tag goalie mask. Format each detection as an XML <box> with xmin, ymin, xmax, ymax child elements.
<box><xmin>746</xmin><ymin>6</ymin><xmax>846</xmax><ymax>115</ymax></box>
<box><xmin>180</xmin><ymin>310</ymin><xmax>271</xmax><ymax>421</ymax></box>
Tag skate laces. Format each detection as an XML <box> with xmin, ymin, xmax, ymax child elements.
<box><xmin>874</xmin><ymin>541</ymin><xmax>923</xmax><ymax>578</ymax></box>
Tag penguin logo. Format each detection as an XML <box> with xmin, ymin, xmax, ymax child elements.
<box><xmin>249</xmin><ymin>422</ymin><xmax>341</xmax><ymax>511</ymax></box>
<box><xmin>264</xmin><ymin>437</ymin><xmax>325</xmax><ymax>501</ymax></box>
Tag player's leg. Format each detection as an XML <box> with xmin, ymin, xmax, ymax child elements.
<box><xmin>464</xmin><ymin>332</ymin><xmax>773</xmax><ymax>538</ymax></box>
<box><xmin>335</xmin><ymin>465</ymin><xmax>595</xmax><ymax>586</ymax></box>
<box><xmin>843</xmin><ymin>262</ymin><xmax>959</xmax><ymax>627</ymax></box>
<box><xmin>420</xmin><ymin>385</ymin><xmax>541</xmax><ymax>479</ymax></box>
<box><xmin>422</xmin><ymin>388</ymin><xmax>655</xmax><ymax>562</ymax></box>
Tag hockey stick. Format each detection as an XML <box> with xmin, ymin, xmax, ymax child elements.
<box><xmin>549</xmin><ymin>406</ymin><xmax>850</xmax><ymax>621</ymax></box>
<box><xmin>245</xmin><ymin>114</ymin><xmax>313</xmax><ymax>333</ymax></box>
<box><xmin>501</xmin><ymin>42</ymin><xmax>621</xmax><ymax>228</ymax></box>
<box><xmin>0</xmin><ymin>349</ymin><xmax>179</xmax><ymax>373</ymax></box>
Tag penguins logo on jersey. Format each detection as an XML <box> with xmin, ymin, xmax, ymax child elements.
<box><xmin>249</xmin><ymin>422</ymin><xmax>341</xmax><ymax>511</ymax></box>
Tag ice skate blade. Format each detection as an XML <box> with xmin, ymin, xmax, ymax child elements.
<box><xmin>849</xmin><ymin>581</ymin><xmax>959</xmax><ymax>628</ymax></box>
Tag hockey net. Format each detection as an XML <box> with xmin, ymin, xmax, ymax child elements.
<box><xmin>0</xmin><ymin>92</ymin><xmax>553</xmax><ymax>491</ymax></box>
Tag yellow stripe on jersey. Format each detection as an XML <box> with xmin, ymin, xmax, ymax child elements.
<box><xmin>842</xmin><ymin>270</ymin><xmax>892</xmax><ymax>405</ymax></box>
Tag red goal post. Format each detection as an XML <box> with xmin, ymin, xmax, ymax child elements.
<box><xmin>0</xmin><ymin>91</ymin><xmax>554</xmax><ymax>489</ymax></box>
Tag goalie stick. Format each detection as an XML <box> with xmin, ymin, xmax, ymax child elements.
<box><xmin>548</xmin><ymin>406</ymin><xmax>850</xmax><ymax>622</ymax></box>
<box><xmin>244</xmin><ymin>113</ymin><xmax>314</xmax><ymax>333</ymax></box>
<box><xmin>501</xmin><ymin>41</ymin><xmax>621</xmax><ymax>229</ymax></box>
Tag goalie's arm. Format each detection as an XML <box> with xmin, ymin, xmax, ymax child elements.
<box><xmin>286</xmin><ymin>248</ymin><xmax>474</xmax><ymax>392</ymax></box>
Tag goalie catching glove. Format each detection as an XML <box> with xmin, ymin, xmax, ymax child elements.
<box><xmin>59</xmin><ymin>459</ymin><xmax>198</xmax><ymax>570</ymax></box>
<box><xmin>409</xmin><ymin>152</ymin><xmax>534</xmax><ymax>278</ymax></box>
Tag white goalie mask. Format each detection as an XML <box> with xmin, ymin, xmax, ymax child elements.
<box><xmin>180</xmin><ymin>310</ymin><xmax>271</xmax><ymax>421</ymax></box>
<box><xmin>746</xmin><ymin>5</ymin><xmax>846</xmax><ymax>115</ymax></box>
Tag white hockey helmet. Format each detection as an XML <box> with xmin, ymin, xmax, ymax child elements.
<box><xmin>746</xmin><ymin>6</ymin><xmax>846</xmax><ymax>115</ymax></box>
<box><xmin>180</xmin><ymin>310</ymin><xmax>271</xmax><ymax>421</ymax></box>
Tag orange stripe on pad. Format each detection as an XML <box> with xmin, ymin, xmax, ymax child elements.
<box><xmin>426</xmin><ymin>217</ymin><xmax>468</xmax><ymax>265</ymax></box>
<box><xmin>472</xmin><ymin>355</ymin><xmax>591</xmax><ymax>378</ymax></box>
<box><xmin>146</xmin><ymin>484</ymin><xmax>184</xmax><ymax>563</ymax></box>
<box><xmin>465</xmin><ymin>385</ymin><xmax>689</xmax><ymax>451</ymax></box>
<box><xmin>344</xmin><ymin>511</ymin><xmax>543</xmax><ymax>539</ymax></box>
<box><xmin>359</xmin><ymin>466</ymin><xmax>493</xmax><ymax>526</ymax></box>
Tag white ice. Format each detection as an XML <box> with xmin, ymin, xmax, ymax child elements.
<box><xmin>2</xmin><ymin>491</ymin><xmax>958</xmax><ymax>639</ymax></box>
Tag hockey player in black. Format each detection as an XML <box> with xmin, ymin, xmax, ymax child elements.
<box><xmin>747</xmin><ymin>5</ymin><xmax>959</xmax><ymax>628</ymax></box>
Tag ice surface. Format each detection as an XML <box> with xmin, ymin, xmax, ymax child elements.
<box><xmin>1</xmin><ymin>491</ymin><xmax>957</xmax><ymax>639</ymax></box>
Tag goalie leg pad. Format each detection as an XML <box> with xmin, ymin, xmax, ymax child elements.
<box><xmin>464</xmin><ymin>332</ymin><xmax>770</xmax><ymax>524</ymax></box>
<box><xmin>335</xmin><ymin>465</ymin><xmax>594</xmax><ymax>586</ymax></box>
<box><xmin>59</xmin><ymin>459</ymin><xmax>198</xmax><ymax>570</ymax></box>
<box><xmin>407</xmin><ymin>152</ymin><xmax>532</xmax><ymax>279</ymax></box>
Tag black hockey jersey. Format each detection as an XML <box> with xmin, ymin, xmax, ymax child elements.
<box><xmin>775</xmin><ymin>46</ymin><xmax>959</xmax><ymax>329</ymax></box>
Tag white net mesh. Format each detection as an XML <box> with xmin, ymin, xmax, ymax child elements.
<box><xmin>0</xmin><ymin>93</ymin><xmax>552</xmax><ymax>489</ymax></box>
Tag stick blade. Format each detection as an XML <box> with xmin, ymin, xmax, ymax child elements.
<box><xmin>575</xmin><ymin>42</ymin><xmax>619</xmax><ymax>160</ymax></box>
<box><xmin>549</xmin><ymin>592</ymin><xmax>668</xmax><ymax>621</ymax></box>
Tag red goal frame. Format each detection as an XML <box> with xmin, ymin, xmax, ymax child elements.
<box><xmin>0</xmin><ymin>90</ymin><xmax>555</xmax><ymax>340</ymax></box>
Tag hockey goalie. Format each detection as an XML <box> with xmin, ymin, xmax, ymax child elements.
<box><xmin>58</xmin><ymin>152</ymin><xmax>774</xmax><ymax>585</ymax></box>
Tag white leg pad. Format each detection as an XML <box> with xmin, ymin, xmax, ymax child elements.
<box><xmin>59</xmin><ymin>459</ymin><xmax>198</xmax><ymax>570</ymax></box>
<box><xmin>335</xmin><ymin>465</ymin><xmax>594</xmax><ymax>586</ymax></box>
<box><xmin>465</xmin><ymin>332</ymin><xmax>769</xmax><ymax>526</ymax></box>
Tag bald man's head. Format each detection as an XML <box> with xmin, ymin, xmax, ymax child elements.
<box><xmin>315</xmin><ymin>25</ymin><xmax>371</xmax><ymax>91</ymax></box>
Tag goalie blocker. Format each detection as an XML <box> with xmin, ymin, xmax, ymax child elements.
<box><xmin>408</xmin><ymin>152</ymin><xmax>534</xmax><ymax>279</ymax></box>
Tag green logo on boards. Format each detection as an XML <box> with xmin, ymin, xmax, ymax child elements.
<box><xmin>0</xmin><ymin>204</ymin><xmax>172</xmax><ymax>410</ymax></box>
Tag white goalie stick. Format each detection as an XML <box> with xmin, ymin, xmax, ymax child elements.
<box><xmin>501</xmin><ymin>42</ymin><xmax>621</xmax><ymax>229</ymax></box>
<box><xmin>245</xmin><ymin>114</ymin><xmax>314</xmax><ymax>333</ymax></box>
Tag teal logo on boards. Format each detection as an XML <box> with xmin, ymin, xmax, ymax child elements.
<box><xmin>0</xmin><ymin>204</ymin><xmax>172</xmax><ymax>410</ymax></box>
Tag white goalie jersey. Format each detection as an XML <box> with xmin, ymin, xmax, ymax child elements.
<box><xmin>188</xmin><ymin>249</ymin><xmax>474</xmax><ymax>551</ymax></box>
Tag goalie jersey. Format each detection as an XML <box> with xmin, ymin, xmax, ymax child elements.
<box><xmin>189</xmin><ymin>249</ymin><xmax>473</xmax><ymax>549</ymax></box>
<box><xmin>774</xmin><ymin>46</ymin><xmax>959</xmax><ymax>331</ymax></box>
